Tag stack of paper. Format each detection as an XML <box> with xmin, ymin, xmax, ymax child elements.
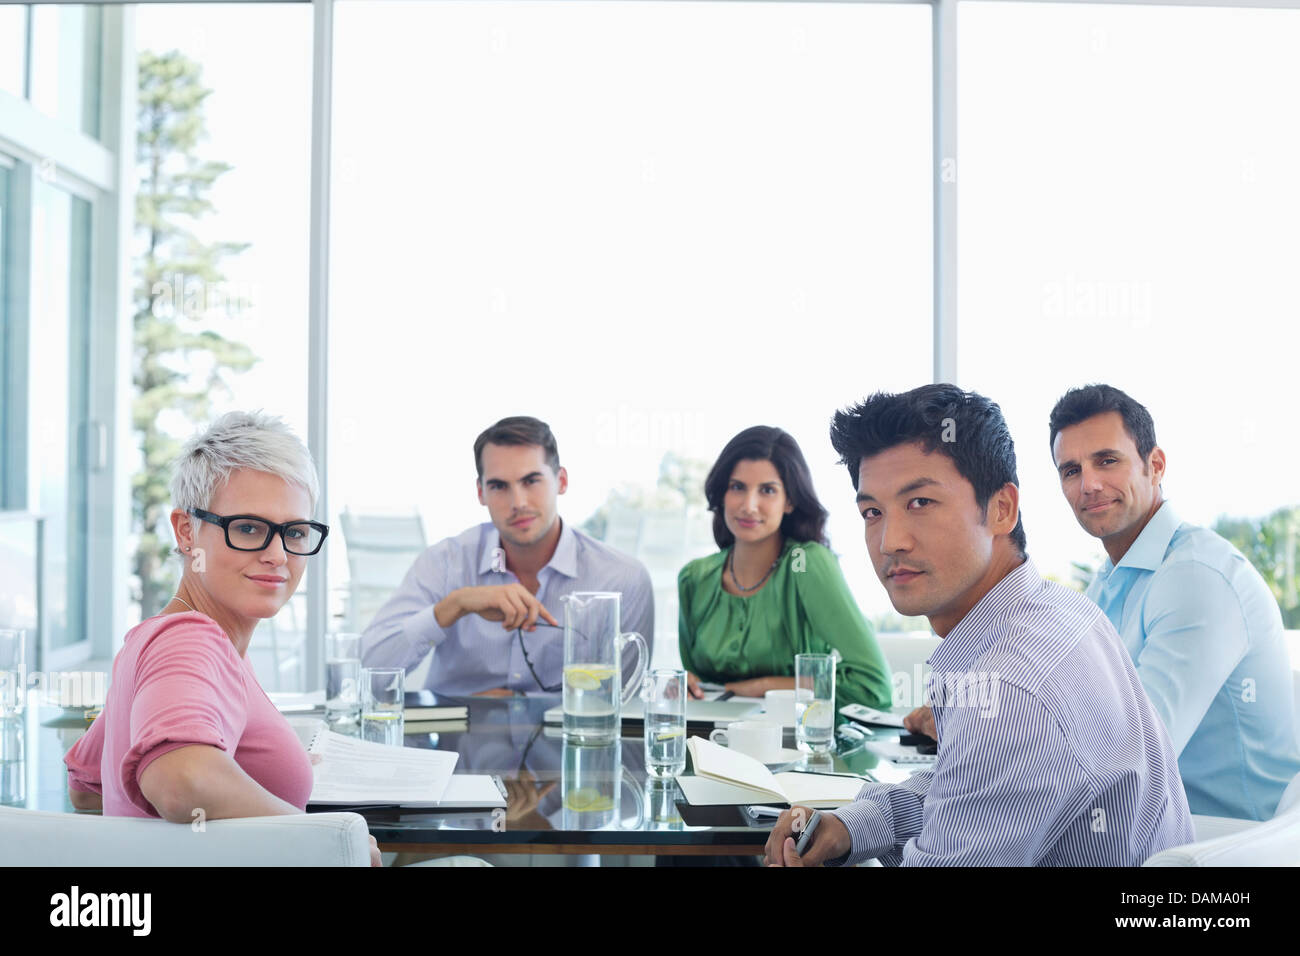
<box><xmin>405</xmin><ymin>703</ymin><xmax>468</xmax><ymax>721</ymax></box>
<box><xmin>268</xmin><ymin>689</ymin><xmax>326</xmax><ymax>713</ymax></box>
<box><xmin>304</xmin><ymin>725</ymin><xmax>504</xmax><ymax>809</ymax></box>
<box><xmin>402</xmin><ymin>692</ymin><xmax>469</xmax><ymax>733</ymax></box>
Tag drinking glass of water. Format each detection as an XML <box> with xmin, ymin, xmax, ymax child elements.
<box><xmin>325</xmin><ymin>632</ymin><xmax>362</xmax><ymax>725</ymax></box>
<box><xmin>360</xmin><ymin>667</ymin><xmax>404</xmax><ymax>746</ymax></box>
<box><xmin>0</xmin><ymin>716</ymin><xmax>24</xmax><ymax>805</ymax></box>
<box><xmin>795</xmin><ymin>653</ymin><xmax>835</xmax><ymax>754</ymax></box>
<box><xmin>641</xmin><ymin>668</ymin><xmax>687</xmax><ymax>777</ymax></box>
<box><xmin>0</xmin><ymin>630</ymin><xmax>26</xmax><ymax>717</ymax></box>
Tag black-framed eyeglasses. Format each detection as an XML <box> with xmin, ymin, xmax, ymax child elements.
<box><xmin>188</xmin><ymin>508</ymin><xmax>329</xmax><ymax>555</ymax></box>
<box><xmin>516</xmin><ymin>623</ymin><xmax>564</xmax><ymax>693</ymax></box>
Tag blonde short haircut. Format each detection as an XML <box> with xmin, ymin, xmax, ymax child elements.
<box><xmin>170</xmin><ymin>410</ymin><xmax>320</xmax><ymax>516</ymax></box>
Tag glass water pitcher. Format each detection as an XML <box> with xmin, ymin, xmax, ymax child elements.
<box><xmin>561</xmin><ymin>591</ymin><xmax>646</xmax><ymax>742</ymax></box>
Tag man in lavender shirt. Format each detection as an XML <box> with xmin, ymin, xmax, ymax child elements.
<box><xmin>361</xmin><ymin>416</ymin><xmax>653</xmax><ymax>696</ymax></box>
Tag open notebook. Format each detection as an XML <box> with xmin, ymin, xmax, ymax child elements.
<box><xmin>676</xmin><ymin>736</ymin><xmax>867</xmax><ymax>808</ymax></box>
<box><xmin>294</xmin><ymin>719</ymin><xmax>504</xmax><ymax>809</ymax></box>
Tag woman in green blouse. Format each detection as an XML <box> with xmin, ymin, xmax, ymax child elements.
<box><xmin>678</xmin><ymin>426</ymin><xmax>892</xmax><ymax>709</ymax></box>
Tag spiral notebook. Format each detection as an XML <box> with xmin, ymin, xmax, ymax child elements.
<box><xmin>299</xmin><ymin>721</ymin><xmax>504</xmax><ymax>809</ymax></box>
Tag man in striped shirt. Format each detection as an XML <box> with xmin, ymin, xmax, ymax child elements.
<box><xmin>765</xmin><ymin>384</ymin><xmax>1193</xmax><ymax>866</ymax></box>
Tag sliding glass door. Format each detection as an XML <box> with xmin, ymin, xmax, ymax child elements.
<box><xmin>26</xmin><ymin>179</ymin><xmax>93</xmax><ymax>669</ymax></box>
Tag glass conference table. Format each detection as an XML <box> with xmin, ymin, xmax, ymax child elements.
<box><xmin>2</xmin><ymin>691</ymin><xmax>915</xmax><ymax>859</ymax></box>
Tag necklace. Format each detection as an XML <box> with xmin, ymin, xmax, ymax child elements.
<box><xmin>171</xmin><ymin>595</ymin><xmax>197</xmax><ymax>613</ymax></box>
<box><xmin>728</xmin><ymin>549</ymin><xmax>781</xmax><ymax>593</ymax></box>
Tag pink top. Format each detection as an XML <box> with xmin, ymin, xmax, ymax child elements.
<box><xmin>64</xmin><ymin>612</ymin><xmax>313</xmax><ymax>817</ymax></box>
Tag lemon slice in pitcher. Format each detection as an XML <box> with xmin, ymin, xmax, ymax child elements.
<box><xmin>564</xmin><ymin>665</ymin><xmax>616</xmax><ymax>691</ymax></box>
<box><xmin>563</xmin><ymin>787</ymin><xmax>616</xmax><ymax>812</ymax></box>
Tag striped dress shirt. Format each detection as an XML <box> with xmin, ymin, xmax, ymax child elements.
<box><xmin>360</xmin><ymin>520</ymin><xmax>654</xmax><ymax>695</ymax></box>
<box><xmin>828</xmin><ymin>559</ymin><xmax>1194</xmax><ymax>866</ymax></box>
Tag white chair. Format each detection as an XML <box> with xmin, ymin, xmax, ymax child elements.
<box><xmin>602</xmin><ymin>505</ymin><xmax>713</xmax><ymax>663</ymax></box>
<box><xmin>603</xmin><ymin>503</ymin><xmax>643</xmax><ymax>557</ymax></box>
<box><xmin>339</xmin><ymin>510</ymin><xmax>428</xmax><ymax>633</ymax></box>
<box><xmin>1143</xmin><ymin>772</ymin><xmax>1300</xmax><ymax>866</ymax></box>
<box><xmin>684</xmin><ymin>510</ymin><xmax>717</xmax><ymax>557</ymax></box>
<box><xmin>637</xmin><ymin>512</ymin><xmax>690</xmax><ymax>593</ymax></box>
<box><xmin>249</xmin><ymin>589</ymin><xmax>308</xmax><ymax>691</ymax></box>
<box><xmin>0</xmin><ymin>806</ymin><xmax>372</xmax><ymax>866</ymax></box>
<box><xmin>876</xmin><ymin>633</ymin><xmax>940</xmax><ymax>709</ymax></box>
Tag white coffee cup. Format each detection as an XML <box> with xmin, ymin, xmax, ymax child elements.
<box><xmin>763</xmin><ymin>688</ymin><xmax>812</xmax><ymax>726</ymax></box>
<box><xmin>709</xmin><ymin>720</ymin><xmax>784</xmax><ymax>763</ymax></box>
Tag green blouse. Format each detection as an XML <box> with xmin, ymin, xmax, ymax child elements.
<box><xmin>677</xmin><ymin>539</ymin><xmax>892</xmax><ymax>710</ymax></box>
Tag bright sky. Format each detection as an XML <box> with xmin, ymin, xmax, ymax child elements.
<box><xmin>134</xmin><ymin>1</ymin><xmax>1300</xmax><ymax>638</ymax></box>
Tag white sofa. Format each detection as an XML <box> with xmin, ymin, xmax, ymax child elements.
<box><xmin>1143</xmin><ymin>772</ymin><xmax>1300</xmax><ymax>866</ymax></box>
<box><xmin>0</xmin><ymin>806</ymin><xmax>372</xmax><ymax>866</ymax></box>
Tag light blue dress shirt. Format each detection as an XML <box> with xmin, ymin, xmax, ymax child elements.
<box><xmin>360</xmin><ymin>519</ymin><xmax>654</xmax><ymax>695</ymax></box>
<box><xmin>1087</xmin><ymin>501</ymin><xmax>1300</xmax><ymax>820</ymax></box>
<box><xmin>828</xmin><ymin>559</ymin><xmax>1193</xmax><ymax>866</ymax></box>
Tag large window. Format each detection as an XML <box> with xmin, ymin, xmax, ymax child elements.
<box><xmin>0</xmin><ymin>7</ymin><xmax>26</xmax><ymax>100</ymax></box>
<box><xmin>0</xmin><ymin>162</ymin><xmax>11</xmax><ymax>506</ymax></box>
<box><xmin>129</xmin><ymin>3</ymin><xmax>312</xmax><ymax>686</ymax></box>
<box><xmin>1</xmin><ymin>0</ymin><xmax>1295</xmax><ymax>691</ymax></box>
<box><xmin>0</xmin><ymin>5</ymin><xmax>114</xmax><ymax>672</ymax></box>
<box><xmin>28</xmin><ymin>3</ymin><xmax>103</xmax><ymax>139</ymax></box>
<box><xmin>959</xmin><ymin>1</ymin><xmax>1300</xmax><ymax>585</ymax></box>
<box><xmin>328</xmin><ymin>0</ymin><xmax>933</xmax><ymax>661</ymax></box>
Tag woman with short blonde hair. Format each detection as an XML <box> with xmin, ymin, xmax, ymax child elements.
<box><xmin>64</xmin><ymin>411</ymin><xmax>377</xmax><ymax>863</ymax></box>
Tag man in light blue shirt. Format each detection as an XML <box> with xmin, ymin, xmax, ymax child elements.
<box><xmin>1050</xmin><ymin>384</ymin><xmax>1300</xmax><ymax>820</ymax></box>
<box><xmin>361</xmin><ymin>416</ymin><xmax>653</xmax><ymax>696</ymax></box>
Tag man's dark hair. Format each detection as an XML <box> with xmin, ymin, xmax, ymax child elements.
<box><xmin>829</xmin><ymin>384</ymin><xmax>1026</xmax><ymax>555</ymax></box>
<box><xmin>473</xmin><ymin>416</ymin><xmax>560</xmax><ymax>479</ymax></box>
<box><xmin>704</xmin><ymin>426</ymin><xmax>830</xmax><ymax>550</ymax></box>
<box><xmin>1048</xmin><ymin>384</ymin><xmax>1158</xmax><ymax>463</ymax></box>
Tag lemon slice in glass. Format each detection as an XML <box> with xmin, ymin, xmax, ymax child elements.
<box><xmin>800</xmin><ymin>700</ymin><xmax>833</xmax><ymax>727</ymax></box>
<box><xmin>655</xmin><ymin>728</ymin><xmax>685</xmax><ymax>741</ymax></box>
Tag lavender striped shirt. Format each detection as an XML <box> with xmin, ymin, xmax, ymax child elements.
<box><xmin>828</xmin><ymin>559</ymin><xmax>1194</xmax><ymax>866</ymax></box>
<box><xmin>360</xmin><ymin>520</ymin><xmax>653</xmax><ymax>695</ymax></box>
